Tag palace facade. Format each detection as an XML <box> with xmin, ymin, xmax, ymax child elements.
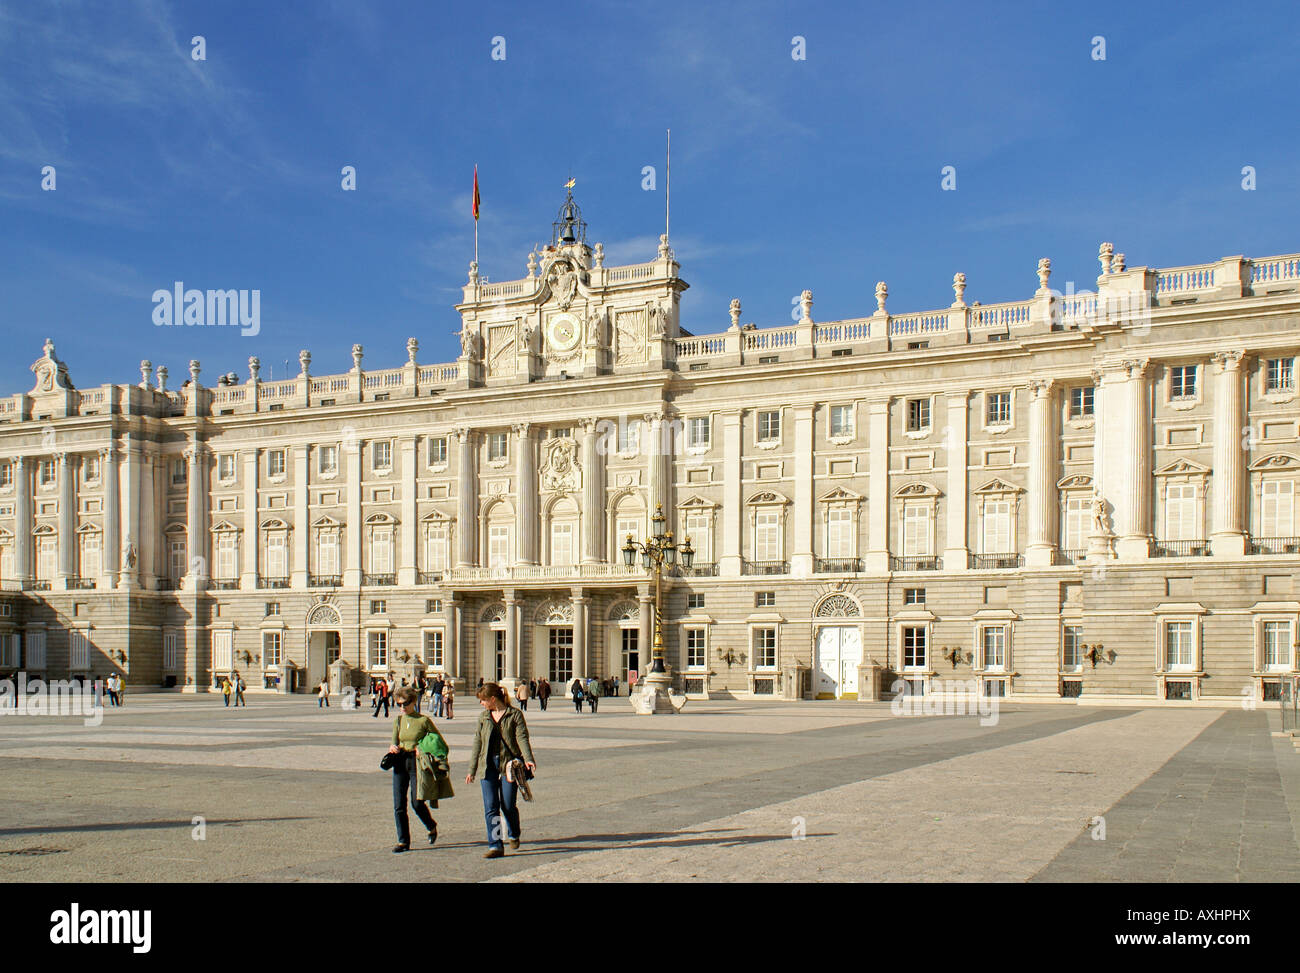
<box><xmin>1</xmin><ymin>195</ymin><xmax>1298</xmax><ymax>704</ymax></box>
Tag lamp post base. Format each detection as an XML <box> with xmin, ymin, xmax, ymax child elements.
<box><xmin>630</xmin><ymin>669</ymin><xmax>687</xmax><ymax>714</ymax></box>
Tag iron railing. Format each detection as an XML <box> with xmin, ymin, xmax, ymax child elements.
<box><xmin>890</xmin><ymin>556</ymin><xmax>939</xmax><ymax>572</ymax></box>
<box><xmin>363</xmin><ymin>573</ymin><xmax>396</xmax><ymax>586</ymax></box>
<box><xmin>742</xmin><ymin>559</ymin><xmax>789</xmax><ymax>575</ymax></box>
<box><xmin>814</xmin><ymin>557</ymin><xmax>862</xmax><ymax>573</ymax></box>
<box><xmin>1248</xmin><ymin>536</ymin><xmax>1300</xmax><ymax>555</ymax></box>
<box><xmin>1152</xmin><ymin>540</ymin><xmax>1210</xmax><ymax>558</ymax></box>
<box><xmin>969</xmin><ymin>553</ymin><xmax>1025</xmax><ymax>570</ymax></box>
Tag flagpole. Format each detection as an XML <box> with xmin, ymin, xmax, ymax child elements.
<box><xmin>665</xmin><ymin>128</ymin><xmax>671</xmax><ymax>245</ymax></box>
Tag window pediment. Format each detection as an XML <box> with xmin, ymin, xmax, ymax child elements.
<box><xmin>1249</xmin><ymin>453</ymin><xmax>1300</xmax><ymax>472</ymax></box>
<box><xmin>312</xmin><ymin>515</ymin><xmax>343</xmax><ymax>529</ymax></box>
<box><xmin>975</xmin><ymin>478</ymin><xmax>1023</xmax><ymax>495</ymax></box>
<box><xmin>746</xmin><ymin>490</ymin><xmax>790</xmax><ymax>506</ymax></box>
<box><xmin>1155</xmin><ymin>458</ymin><xmax>1211</xmax><ymax>477</ymax></box>
<box><xmin>818</xmin><ymin>486</ymin><xmax>863</xmax><ymax>504</ymax></box>
<box><xmin>364</xmin><ymin>512</ymin><xmax>397</xmax><ymax>525</ymax></box>
<box><xmin>75</xmin><ymin>522</ymin><xmax>102</xmax><ymax>534</ymax></box>
<box><xmin>1057</xmin><ymin>473</ymin><xmax>1094</xmax><ymax>490</ymax></box>
<box><xmin>420</xmin><ymin>510</ymin><xmax>453</xmax><ymax>524</ymax></box>
<box><xmin>260</xmin><ymin>518</ymin><xmax>291</xmax><ymax>531</ymax></box>
<box><xmin>893</xmin><ymin>482</ymin><xmax>941</xmax><ymax>499</ymax></box>
<box><xmin>164</xmin><ymin>522</ymin><xmax>188</xmax><ymax>534</ymax></box>
<box><xmin>210</xmin><ymin>519</ymin><xmax>241</xmax><ymax>533</ymax></box>
<box><xmin>678</xmin><ymin>495</ymin><xmax>719</xmax><ymax>510</ymax></box>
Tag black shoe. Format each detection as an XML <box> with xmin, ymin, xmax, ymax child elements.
<box><xmin>392</xmin><ymin>844</ymin><xmax>409</xmax><ymax>854</ymax></box>
<box><xmin>427</xmin><ymin>824</ymin><xmax>438</xmax><ymax>846</ymax></box>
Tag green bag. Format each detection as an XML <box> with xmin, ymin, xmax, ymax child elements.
<box><xmin>416</xmin><ymin>727</ymin><xmax>450</xmax><ymax>762</ymax></box>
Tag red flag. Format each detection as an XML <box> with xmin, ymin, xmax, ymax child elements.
<box><xmin>473</xmin><ymin>166</ymin><xmax>480</xmax><ymax>221</ymax></box>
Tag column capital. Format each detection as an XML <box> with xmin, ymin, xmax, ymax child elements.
<box><xmin>54</xmin><ymin>451</ymin><xmax>68</xmax><ymax>467</ymax></box>
<box><xmin>511</xmin><ymin>421</ymin><xmax>532</xmax><ymax>439</ymax></box>
<box><xmin>452</xmin><ymin>426</ymin><xmax>475</xmax><ymax>445</ymax></box>
<box><xmin>1120</xmin><ymin>357</ymin><xmax>1151</xmax><ymax>379</ymax></box>
<box><xmin>1029</xmin><ymin>378</ymin><xmax>1055</xmax><ymax>399</ymax></box>
<box><xmin>99</xmin><ymin>444</ymin><xmax>118</xmax><ymax>462</ymax></box>
<box><xmin>12</xmin><ymin>455</ymin><xmax>25</xmax><ymax>471</ymax></box>
<box><xmin>579</xmin><ymin>417</ymin><xmax>599</xmax><ymax>435</ymax></box>
<box><xmin>1211</xmin><ymin>349</ymin><xmax>1248</xmax><ymax>372</ymax></box>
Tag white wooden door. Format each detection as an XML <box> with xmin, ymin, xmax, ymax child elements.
<box><xmin>816</xmin><ymin>627</ymin><xmax>861</xmax><ymax>699</ymax></box>
<box><xmin>839</xmin><ymin>627</ymin><xmax>862</xmax><ymax>697</ymax></box>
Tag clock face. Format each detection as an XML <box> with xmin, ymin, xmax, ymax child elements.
<box><xmin>548</xmin><ymin>313</ymin><xmax>580</xmax><ymax>352</ymax></box>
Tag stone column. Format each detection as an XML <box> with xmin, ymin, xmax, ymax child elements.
<box><xmin>866</xmin><ymin>399</ymin><xmax>891</xmax><ymax>573</ymax></box>
<box><xmin>101</xmin><ymin>445</ymin><xmax>120</xmax><ymax>588</ymax></box>
<box><xmin>13</xmin><ymin>457</ymin><xmax>30</xmax><ymax>582</ymax></box>
<box><xmin>580</xmin><ymin>419</ymin><xmax>604</xmax><ymax>563</ymax></box>
<box><xmin>1025</xmin><ymin>380</ymin><xmax>1059</xmax><ymax>566</ymax></box>
<box><xmin>120</xmin><ymin>440</ymin><xmax>142</xmax><ymax>589</ymax></box>
<box><xmin>142</xmin><ymin>452</ymin><xmax>160</xmax><ymax>586</ymax></box>
<box><xmin>942</xmin><ymin>393</ymin><xmax>969</xmax><ymax>571</ymax></box>
<box><xmin>513</xmin><ymin>423</ymin><xmax>538</xmax><ymax>565</ymax></box>
<box><xmin>572</xmin><ymin>587</ymin><xmax>588</xmax><ymax>680</ymax></box>
<box><xmin>344</xmin><ymin>438</ymin><xmax>363</xmax><ymax>586</ymax></box>
<box><xmin>398</xmin><ymin>437</ymin><xmax>418</xmax><ymax>583</ymax></box>
<box><xmin>455</xmin><ymin>428</ymin><xmax>478</xmax><ymax>567</ymax></box>
<box><xmin>792</xmin><ymin>405</ymin><xmax>814</xmax><ymax>576</ymax></box>
<box><xmin>449</xmin><ymin>598</ymin><xmax>463</xmax><ymax>680</ymax></box>
<box><xmin>56</xmin><ymin>452</ymin><xmax>74</xmax><ymax>587</ymax></box>
<box><xmin>637</xmin><ymin>589</ymin><xmax>653</xmax><ymax>678</ymax></box>
<box><xmin>241</xmin><ymin>449</ymin><xmax>259</xmax><ymax>589</ymax></box>
<box><xmin>720</xmin><ymin>411</ymin><xmax>743</xmax><ymax>577</ymax></box>
<box><xmin>645</xmin><ymin>411</ymin><xmax>672</xmax><ymax>543</ymax></box>
<box><xmin>292</xmin><ymin>445</ymin><xmax>309</xmax><ymax>587</ymax></box>
<box><xmin>1211</xmin><ymin>350</ymin><xmax>1248</xmax><ymax>556</ymax></box>
<box><xmin>185</xmin><ymin>443</ymin><xmax>208</xmax><ymax>590</ymax></box>
<box><xmin>1103</xmin><ymin>359</ymin><xmax>1152</xmax><ymax>559</ymax></box>
<box><xmin>503</xmin><ymin>589</ymin><xmax>518</xmax><ymax>681</ymax></box>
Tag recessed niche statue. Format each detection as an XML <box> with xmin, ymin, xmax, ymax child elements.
<box><xmin>1091</xmin><ymin>490</ymin><xmax>1110</xmax><ymax>536</ymax></box>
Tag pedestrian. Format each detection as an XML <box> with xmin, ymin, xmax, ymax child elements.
<box><xmin>570</xmin><ymin>677</ymin><xmax>585</xmax><ymax>713</ymax></box>
<box><xmin>466</xmin><ymin>682</ymin><xmax>536</xmax><ymax>859</ymax></box>
<box><xmin>385</xmin><ymin>687</ymin><xmax>442</xmax><ymax>854</ymax></box>
<box><xmin>443</xmin><ymin>677</ymin><xmax>455</xmax><ymax>720</ymax></box>
<box><xmin>318</xmin><ymin>678</ymin><xmax>330</xmax><ymax>708</ymax></box>
<box><xmin>477</xmin><ymin>676</ymin><xmax>484</xmax><ymax>693</ymax></box>
<box><xmin>537</xmin><ymin>677</ymin><xmax>550</xmax><ymax>711</ymax></box>
<box><xmin>528</xmin><ymin>678</ymin><xmax>537</xmax><ymax>702</ymax></box>
<box><xmin>515</xmin><ymin>679</ymin><xmax>529</xmax><ymax>711</ymax></box>
<box><xmin>372</xmin><ymin>678</ymin><xmax>391</xmax><ymax>718</ymax></box>
<box><xmin>221</xmin><ymin>677</ymin><xmax>232</xmax><ymax>707</ymax></box>
<box><xmin>587</xmin><ymin>676</ymin><xmax>602</xmax><ymax>714</ymax></box>
<box><xmin>116</xmin><ymin>673</ymin><xmax>126</xmax><ymax>707</ymax></box>
<box><xmin>232</xmin><ymin>671</ymin><xmax>246</xmax><ymax>707</ymax></box>
<box><xmin>431</xmin><ymin>674</ymin><xmax>444</xmax><ymax>718</ymax></box>
<box><xmin>612</xmin><ymin>674</ymin><xmax>620</xmax><ymax>697</ymax></box>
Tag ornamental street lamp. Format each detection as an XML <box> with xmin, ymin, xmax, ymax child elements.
<box><xmin>622</xmin><ymin>502</ymin><xmax>694</xmax><ymax>677</ymax></box>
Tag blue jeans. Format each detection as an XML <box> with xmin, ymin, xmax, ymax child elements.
<box><xmin>392</xmin><ymin>753</ymin><xmax>435</xmax><ymax>846</ymax></box>
<box><xmin>480</xmin><ymin>754</ymin><xmax>520</xmax><ymax>850</ymax></box>
<box><xmin>432</xmin><ymin>694</ymin><xmax>444</xmax><ymax>718</ymax></box>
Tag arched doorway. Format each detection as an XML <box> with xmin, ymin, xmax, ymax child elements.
<box><xmin>480</xmin><ymin>603</ymin><xmax>507</xmax><ymax>683</ymax></box>
<box><xmin>306</xmin><ymin>601</ymin><xmax>343</xmax><ymax>691</ymax></box>
<box><xmin>813</xmin><ymin>593</ymin><xmax>863</xmax><ymax>699</ymax></box>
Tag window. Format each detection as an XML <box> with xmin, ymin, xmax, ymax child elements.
<box><xmin>217</xmin><ymin>532</ymin><xmax>238</xmax><ymax>579</ymax></box>
<box><xmin>685</xmin><ymin>512</ymin><xmax>710</xmax><ymax>563</ymax></box>
<box><xmin>218</xmin><ymin>454</ymin><xmax>235</xmax><ymax>480</ymax></box>
<box><xmin>902</xmin><ymin>626</ymin><xmax>926</xmax><ymax>669</ymax></box>
<box><xmin>428</xmin><ymin>437</ymin><xmax>448</xmax><ymax>466</ymax></box>
<box><xmin>550</xmin><ymin>427</ymin><xmax>572</xmax><ymax>439</ymax></box>
<box><xmin>1266</xmin><ymin>358</ymin><xmax>1295</xmax><ymax>393</ymax></box>
<box><xmin>902</xmin><ymin>503</ymin><xmax>932</xmax><ymax>556</ymax></box>
<box><xmin>906</xmin><ymin>398</ymin><xmax>930</xmax><ymax>432</ymax></box>
<box><xmin>368</xmin><ymin>630</ymin><xmax>388</xmax><ymax>669</ymax></box>
<box><xmin>171</xmin><ymin>459</ymin><xmax>186</xmax><ymax>485</ymax></box>
<box><xmin>687</xmin><ymin>593</ymin><xmax>705</xmax><ymax>610</ymax></box>
<box><xmin>753</xmin><ymin>627</ymin><xmax>777</xmax><ymax>668</ymax></box>
<box><xmin>488</xmin><ymin>432</ymin><xmax>508</xmax><ymax>462</ymax></box>
<box><xmin>1262</xmin><ymin>480</ymin><xmax>1295</xmax><ymax>537</ymax></box>
<box><xmin>265</xmin><ymin>602</ymin><xmax>280</xmax><ymax>616</ymax></box>
<box><xmin>39</xmin><ymin>460</ymin><xmax>56</xmax><ymax>486</ymax></box>
<box><xmin>266</xmin><ymin>532</ymin><xmax>286</xmax><ymax>578</ymax></box>
<box><xmin>1164</xmin><ymin>484</ymin><xmax>1199</xmax><ymax>541</ymax></box>
<box><xmin>686</xmin><ymin>628</ymin><xmax>706</xmax><ymax>668</ymax></box>
<box><xmin>687</xmin><ymin>416</ymin><xmax>711</xmax><ymax>449</ymax></box>
<box><xmin>162</xmin><ymin>633</ymin><xmax>177</xmax><ymax>671</ymax></box>
<box><xmin>1062</xmin><ymin>625</ymin><xmax>1083</xmax><ymax>672</ymax></box>
<box><xmin>754</xmin><ymin>510</ymin><xmax>780</xmax><ymax>561</ymax></box>
<box><xmin>425</xmin><ymin>599</ymin><xmax>443</xmax><ymax>614</ymax></box>
<box><xmin>826</xmin><ymin>507</ymin><xmax>852</xmax><ymax>558</ymax></box>
<box><xmin>550</xmin><ymin>522</ymin><xmax>574</xmax><ymax>566</ymax></box>
<box><xmin>71</xmin><ymin>631</ymin><xmax>90</xmax><ymax>670</ymax></box>
<box><xmin>212</xmin><ymin>630</ymin><xmax>233</xmax><ymax>671</ymax></box>
<box><xmin>548</xmin><ymin>627</ymin><xmax>574</xmax><ymax>684</ymax></box>
<box><xmin>263</xmin><ymin>631</ymin><xmax>282</xmax><ymax>667</ymax></box>
<box><xmin>370</xmin><ymin>599</ymin><xmax>386</xmax><ymax>615</ymax></box>
<box><xmin>904</xmin><ymin>587</ymin><xmax>926</xmax><ymax>605</ymax></box>
<box><xmin>1063</xmin><ymin>496</ymin><xmax>1089</xmax><ymax>551</ymax></box>
<box><xmin>369</xmin><ymin>528</ymin><xmax>393</xmax><ymax>575</ymax></box>
<box><xmin>755</xmin><ymin>591</ymin><xmax>775</xmax><ymax>608</ymax></box>
<box><xmin>318</xmin><ymin>445</ymin><xmax>338</xmax><ymax>475</ymax></box>
<box><xmin>0</xmin><ymin>633</ymin><xmax>17</xmax><ymax>668</ymax></box>
<box><xmin>488</xmin><ymin>525</ymin><xmax>510</xmax><ymax>568</ymax></box>
<box><xmin>0</xmin><ymin>462</ymin><xmax>11</xmax><ymax>489</ymax></box>
<box><xmin>424</xmin><ymin>525</ymin><xmax>448</xmax><ymax>573</ymax></box>
<box><xmin>1170</xmin><ymin>365</ymin><xmax>1197</xmax><ymax>399</ymax></box>
<box><xmin>316</xmin><ymin>529</ymin><xmax>339</xmax><ymax>577</ymax></box>
<box><xmin>83</xmin><ymin>456</ymin><xmax>101</xmax><ymax>482</ymax></box>
<box><xmin>80</xmin><ymin>532</ymin><xmax>101</xmax><ymax>579</ymax></box>
<box><xmin>1264</xmin><ymin>621</ymin><xmax>1292</xmax><ymax>670</ymax></box>
<box><xmin>986</xmin><ymin>392</ymin><xmax>1011</xmax><ymax>425</ymax></box>
<box><xmin>617</xmin><ymin>421</ymin><xmax>640</xmax><ymax>454</ymax></box>
<box><xmin>372</xmin><ymin>441</ymin><xmax>392</xmax><ymax>471</ymax></box>
<box><xmin>267</xmin><ymin>449</ymin><xmax>286</xmax><ymax>478</ymax></box>
<box><xmin>424</xmin><ymin>630</ymin><xmax>444</xmax><ymax>668</ymax></box>
<box><xmin>981</xmin><ymin>626</ymin><xmax>1006</xmax><ymax>671</ymax></box>
<box><xmin>829</xmin><ymin>405</ymin><xmax>853</xmax><ymax>438</ymax></box>
<box><xmin>982</xmin><ymin>500</ymin><xmax>1012</xmax><ymax>554</ymax></box>
<box><xmin>757</xmin><ymin>410</ymin><xmax>780</xmax><ymax>443</ymax></box>
<box><xmin>1165</xmin><ymin>621</ymin><xmax>1194</xmax><ymax>670</ymax></box>
<box><xmin>25</xmin><ymin>630</ymin><xmax>45</xmax><ymax>669</ymax></box>
<box><xmin>1069</xmin><ymin>386</ymin><xmax>1095</xmax><ymax>419</ymax></box>
<box><xmin>169</xmin><ymin>538</ymin><xmax>187</xmax><ymax>580</ymax></box>
<box><xmin>36</xmin><ymin>533</ymin><xmax>57</xmax><ymax>580</ymax></box>
<box><xmin>617</xmin><ymin>516</ymin><xmax>642</xmax><ymax>549</ymax></box>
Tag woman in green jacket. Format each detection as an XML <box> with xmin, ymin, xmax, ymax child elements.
<box><xmin>466</xmin><ymin>682</ymin><xmax>536</xmax><ymax>859</ymax></box>
<box><xmin>387</xmin><ymin>686</ymin><xmax>441</xmax><ymax>853</ymax></box>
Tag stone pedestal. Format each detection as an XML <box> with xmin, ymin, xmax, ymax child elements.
<box><xmin>630</xmin><ymin>670</ymin><xmax>686</xmax><ymax>714</ymax></box>
<box><xmin>856</xmin><ymin>662</ymin><xmax>884</xmax><ymax>701</ymax></box>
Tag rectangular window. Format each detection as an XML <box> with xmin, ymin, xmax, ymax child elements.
<box><xmin>426</xmin><ymin>599</ymin><xmax>443</xmax><ymax>613</ymax></box>
<box><xmin>685</xmin><ymin>513</ymin><xmax>710</xmax><ymax>563</ymax></box>
<box><xmin>370</xmin><ymin>530</ymin><xmax>392</xmax><ymax>575</ymax></box>
<box><xmin>428</xmin><ymin>437</ymin><xmax>448</xmax><ymax>466</ymax></box>
<box><xmin>488</xmin><ymin>433</ymin><xmax>508</xmax><ymax>462</ymax></box>
<box><xmin>902</xmin><ymin>626</ymin><xmax>926</xmax><ymax>669</ymax></box>
<box><xmin>757</xmin><ymin>410</ymin><xmax>780</xmax><ymax>442</ymax></box>
<box><xmin>1264</xmin><ymin>621</ymin><xmax>1292</xmax><ymax>670</ymax></box>
<box><xmin>25</xmin><ymin>631</ymin><xmax>45</xmax><ymax>669</ymax></box>
<box><xmin>1165</xmin><ymin>484</ymin><xmax>1199</xmax><ymax>541</ymax></box>
<box><xmin>268</xmin><ymin>450</ymin><xmax>286</xmax><ymax>477</ymax></box>
<box><xmin>1064</xmin><ymin>496</ymin><xmax>1089</xmax><ymax>551</ymax></box>
<box><xmin>424</xmin><ymin>630</ymin><xmax>444</xmax><ymax>668</ymax></box>
<box><xmin>372</xmin><ymin>441</ymin><xmax>392</xmax><ymax>471</ymax></box>
<box><xmin>218</xmin><ymin>454</ymin><xmax>236</xmax><ymax>480</ymax></box>
<box><xmin>550</xmin><ymin>522</ymin><xmax>574</xmax><ymax>566</ymax></box>
<box><xmin>162</xmin><ymin>632</ymin><xmax>177</xmax><ymax>671</ymax></box>
<box><xmin>40</xmin><ymin>460</ymin><xmax>56</xmax><ymax>486</ymax></box>
<box><xmin>488</xmin><ymin>525</ymin><xmax>510</xmax><ymax>569</ymax></box>
<box><xmin>80</xmin><ymin>532</ymin><xmax>101</xmax><ymax>579</ymax></box>
<box><xmin>83</xmin><ymin>456</ymin><xmax>101</xmax><ymax>482</ymax></box>
<box><xmin>1262</xmin><ymin>480</ymin><xmax>1295</xmax><ymax>537</ymax></box>
<box><xmin>0</xmin><ymin>463</ymin><xmax>11</xmax><ymax>489</ymax></box>
<box><xmin>266</xmin><ymin>533</ymin><xmax>286</xmax><ymax>578</ymax></box>
<box><xmin>982</xmin><ymin>499</ymin><xmax>1012</xmax><ymax>554</ymax></box>
<box><xmin>753</xmin><ymin>627</ymin><xmax>777</xmax><ymax>668</ymax></box>
<box><xmin>1069</xmin><ymin>386</ymin><xmax>1095</xmax><ymax>419</ymax></box>
<box><xmin>37</xmin><ymin>535</ymin><xmax>57</xmax><ymax>580</ymax></box>
<box><xmin>755</xmin><ymin>591</ymin><xmax>776</xmax><ymax>608</ymax></box>
<box><xmin>551</xmin><ymin>427</ymin><xmax>572</xmax><ymax>439</ymax></box>
<box><xmin>826</xmin><ymin>507</ymin><xmax>852</xmax><ymax>557</ymax></box>
<box><xmin>548</xmin><ymin>627</ymin><xmax>574</xmax><ymax>684</ymax></box>
<box><xmin>904</xmin><ymin>587</ymin><xmax>925</xmax><ymax>605</ymax></box>
<box><xmin>425</xmin><ymin>526</ymin><xmax>448</xmax><ymax>573</ymax></box>
<box><xmin>213</xmin><ymin>630</ymin><xmax>232</xmax><ymax>670</ymax></box>
<box><xmin>71</xmin><ymin>631</ymin><xmax>90</xmax><ymax>670</ymax></box>
<box><xmin>0</xmin><ymin>633</ymin><xmax>17</xmax><ymax>668</ymax></box>
<box><xmin>370</xmin><ymin>600</ymin><xmax>386</xmax><ymax>615</ymax></box>
<box><xmin>687</xmin><ymin>417</ymin><xmax>711</xmax><ymax>449</ymax></box>
<box><xmin>1266</xmin><ymin>358</ymin><xmax>1295</xmax><ymax>393</ymax></box>
<box><xmin>617</xmin><ymin>421</ymin><xmax>640</xmax><ymax>454</ymax></box>
<box><xmin>217</xmin><ymin>533</ymin><xmax>237</xmax><ymax>579</ymax></box>
<box><xmin>368</xmin><ymin>630</ymin><xmax>388</xmax><ymax>669</ymax></box>
<box><xmin>617</xmin><ymin>517</ymin><xmax>641</xmax><ymax>550</ymax></box>
<box><xmin>902</xmin><ymin>503</ymin><xmax>932</xmax><ymax>556</ymax></box>
<box><xmin>169</xmin><ymin>539</ymin><xmax>187</xmax><ymax>580</ymax></box>
<box><xmin>1063</xmin><ymin>625</ymin><xmax>1083</xmax><ymax>672</ymax></box>
<box><xmin>906</xmin><ymin>398</ymin><xmax>930</xmax><ymax>432</ymax></box>
<box><xmin>1165</xmin><ymin>621</ymin><xmax>1194</xmax><ymax>669</ymax></box>
<box><xmin>171</xmin><ymin>459</ymin><xmax>186</xmax><ymax>485</ymax></box>
<box><xmin>687</xmin><ymin>593</ymin><xmax>705</xmax><ymax>610</ymax></box>
<box><xmin>982</xmin><ymin>626</ymin><xmax>1006</xmax><ymax>671</ymax></box>
<box><xmin>686</xmin><ymin>628</ymin><xmax>706</xmax><ymax>669</ymax></box>
<box><xmin>317</xmin><ymin>530</ymin><xmax>338</xmax><ymax>577</ymax></box>
<box><xmin>986</xmin><ymin>392</ymin><xmax>1011</xmax><ymax>425</ymax></box>
<box><xmin>754</xmin><ymin>510</ymin><xmax>780</xmax><ymax>561</ymax></box>
<box><xmin>264</xmin><ymin>602</ymin><xmax>281</xmax><ymax>617</ymax></box>
<box><xmin>1170</xmin><ymin>365</ymin><xmax>1197</xmax><ymax>399</ymax></box>
<box><xmin>318</xmin><ymin>445</ymin><xmax>338</xmax><ymax>475</ymax></box>
<box><xmin>829</xmin><ymin>405</ymin><xmax>853</xmax><ymax>438</ymax></box>
<box><xmin>263</xmin><ymin>631</ymin><xmax>282</xmax><ymax>667</ymax></box>
<box><xmin>0</xmin><ymin>544</ymin><xmax>11</xmax><ymax>581</ymax></box>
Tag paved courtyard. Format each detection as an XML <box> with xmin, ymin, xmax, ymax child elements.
<box><xmin>1</xmin><ymin>692</ymin><xmax>1298</xmax><ymax>882</ymax></box>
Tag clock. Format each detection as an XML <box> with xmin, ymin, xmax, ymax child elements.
<box><xmin>547</xmin><ymin>313</ymin><xmax>580</xmax><ymax>353</ymax></box>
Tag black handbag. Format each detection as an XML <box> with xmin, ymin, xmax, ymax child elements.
<box><xmin>379</xmin><ymin>750</ymin><xmax>402</xmax><ymax>771</ymax></box>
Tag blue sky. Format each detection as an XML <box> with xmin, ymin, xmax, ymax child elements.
<box><xmin>1</xmin><ymin>0</ymin><xmax>1297</xmax><ymax>393</ymax></box>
